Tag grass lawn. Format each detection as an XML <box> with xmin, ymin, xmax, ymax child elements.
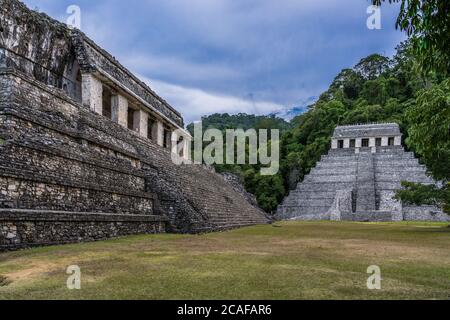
<box><xmin>0</xmin><ymin>221</ymin><xmax>449</xmax><ymax>300</ymax></box>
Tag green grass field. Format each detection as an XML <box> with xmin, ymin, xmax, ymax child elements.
<box><xmin>0</xmin><ymin>221</ymin><xmax>449</xmax><ymax>300</ymax></box>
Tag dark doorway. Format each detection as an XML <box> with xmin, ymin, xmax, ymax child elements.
<box><xmin>362</xmin><ymin>139</ymin><xmax>369</xmax><ymax>147</ymax></box>
<box><xmin>388</xmin><ymin>137</ymin><xmax>395</xmax><ymax>146</ymax></box>
<box><xmin>376</xmin><ymin>138</ymin><xmax>382</xmax><ymax>147</ymax></box>
<box><xmin>127</xmin><ymin>107</ymin><xmax>135</xmax><ymax>131</ymax></box>
<box><xmin>102</xmin><ymin>86</ymin><xmax>112</xmax><ymax>120</ymax></box>
<box><xmin>350</xmin><ymin>139</ymin><xmax>356</xmax><ymax>148</ymax></box>
<box><xmin>147</xmin><ymin>117</ymin><xmax>156</xmax><ymax>141</ymax></box>
<box><xmin>163</xmin><ymin>128</ymin><xmax>171</xmax><ymax>149</ymax></box>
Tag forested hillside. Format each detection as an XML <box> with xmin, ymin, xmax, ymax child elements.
<box><xmin>186</xmin><ymin>113</ymin><xmax>291</xmax><ymax>133</ymax></box>
<box><xmin>187</xmin><ymin>40</ymin><xmax>449</xmax><ymax>214</ymax></box>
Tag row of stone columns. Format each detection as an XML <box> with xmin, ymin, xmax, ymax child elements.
<box><xmin>81</xmin><ymin>73</ymin><xmax>190</xmax><ymax>159</ymax></box>
<box><xmin>332</xmin><ymin>136</ymin><xmax>402</xmax><ymax>149</ymax></box>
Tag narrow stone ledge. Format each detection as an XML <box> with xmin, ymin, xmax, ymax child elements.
<box><xmin>0</xmin><ymin>209</ymin><xmax>168</xmax><ymax>223</ymax></box>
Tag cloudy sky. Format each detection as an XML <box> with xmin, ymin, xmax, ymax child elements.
<box><xmin>23</xmin><ymin>0</ymin><xmax>405</xmax><ymax>124</ymax></box>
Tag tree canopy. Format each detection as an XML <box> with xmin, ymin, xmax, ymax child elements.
<box><xmin>373</xmin><ymin>0</ymin><xmax>450</xmax><ymax>76</ymax></box>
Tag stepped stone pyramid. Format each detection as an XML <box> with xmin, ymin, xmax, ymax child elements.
<box><xmin>277</xmin><ymin>123</ymin><xmax>448</xmax><ymax>222</ymax></box>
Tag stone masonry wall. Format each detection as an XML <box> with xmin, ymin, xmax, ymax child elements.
<box><xmin>0</xmin><ymin>0</ymin><xmax>75</xmax><ymax>89</ymax></box>
<box><xmin>0</xmin><ymin>68</ymin><xmax>268</xmax><ymax>250</ymax></box>
<box><xmin>0</xmin><ymin>210</ymin><xmax>166</xmax><ymax>250</ymax></box>
<box><xmin>0</xmin><ymin>70</ymin><xmax>168</xmax><ymax>250</ymax></box>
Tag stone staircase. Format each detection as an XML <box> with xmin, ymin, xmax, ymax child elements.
<box><xmin>355</xmin><ymin>151</ymin><xmax>376</xmax><ymax>212</ymax></box>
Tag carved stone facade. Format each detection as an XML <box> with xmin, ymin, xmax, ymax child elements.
<box><xmin>0</xmin><ymin>0</ymin><xmax>268</xmax><ymax>250</ymax></box>
<box><xmin>277</xmin><ymin>123</ymin><xmax>449</xmax><ymax>222</ymax></box>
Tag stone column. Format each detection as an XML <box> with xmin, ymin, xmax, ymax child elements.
<box><xmin>183</xmin><ymin>137</ymin><xmax>191</xmax><ymax>160</ymax></box>
<box><xmin>394</xmin><ymin>136</ymin><xmax>402</xmax><ymax>146</ymax></box>
<box><xmin>355</xmin><ymin>138</ymin><xmax>362</xmax><ymax>148</ymax></box>
<box><xmin>331</xmin><ymin>139</ymin><xmax>338</xmax><ymax>149</ymax></box>
<box><xmin>171</xmin><ymin>131</ymin><xmax>179</xmax><ymax>154</ymax></box>
<box><xmin>344</xmin><ymin>139</ymin><xmax>350</xmax><ymax>149</ymax></box>
<box><xmin>111</xmin><ymin>94</ymin><xmax>128</xmax><ymax>128</ymax></box>
<box><xmin>81</xmin><ymin>74</ymin><xmax>103</xmax><ymax>114</ymax></box>
<box><xmin>381</xmin><ymin>137</ymin><xmax>389</xmax><ymax>147</ymax></box>
<box><xmin>369</xmin><ymin>137</ymin><xmax>376</xmax><ymax>148</ymax></box>
<box><xmin>133</xmin><ymin>109</ymin><xmax>148</xmax><ymax>138</ymax></box>
<box><xmin>155</xmin><ymin>121</ymin><xmax>164</xmax><ymax>147</ymax></box>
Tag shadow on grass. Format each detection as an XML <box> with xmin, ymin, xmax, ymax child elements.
<box><xmin>0</xmin><ymin>275</ymin><xmax>11</xmax><ymax>287</ymax></box>
<box><xmin>411</xmin><ymin>227</ymin><xmax>450</xmax><ymax>234</ymax></box>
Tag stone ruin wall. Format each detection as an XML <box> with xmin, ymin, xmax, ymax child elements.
<box><xmin>0</xmin><ymin>0</ymin><xmax>76</xmax><ymax>92</ymax></box>
<box><xmin>0</xmin><ymin>69</ymin><xmax>166</xmax><ymax>249</ymax></box>
<box><xmin>0</xmin><ymin>0</ymin><xmax>269</xmax><ymax>250</ymax></box>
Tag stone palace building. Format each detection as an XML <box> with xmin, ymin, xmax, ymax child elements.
<box><xmin>0</xmin><ymin>0</ymin><xmax>268</xmax><ymax>250</ymax></box>
<box><xmin>277</xmin><ymin>123</ymin><xmax>448</xmax><ymax>222</ymax></box>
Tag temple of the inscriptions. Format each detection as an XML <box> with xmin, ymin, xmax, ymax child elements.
<box><xmin>0</xmin><ymin>0</ymin><xmax>268</xmax><ymax>250</ymax></box>
<box><xmin>277</xmin><ymin>123</ymin><xmax>449</xmax><ymax>222</ymax></box>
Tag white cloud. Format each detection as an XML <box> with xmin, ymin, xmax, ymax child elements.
<box><xmin>139</xmin><ymin>76</ymin><xmax>287</xmax><ymax>124</ymax></box>
<box><xmin>124</xmin><ymin>54</ymin><xmax>240</xmax><ymax>83</ymax></box>
<box><xmin>21</xmin><ymin>0</ymin><xmax>405</xmax><ymax>124</ymax></box>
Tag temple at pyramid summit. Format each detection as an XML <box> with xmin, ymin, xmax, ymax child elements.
<box><xmin>276</xmin><ymin>123</ymin><xmax>448</xmax><ymax>222</ymax></box>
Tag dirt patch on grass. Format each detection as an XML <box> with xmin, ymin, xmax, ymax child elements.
<box><xmin>5</xmin><ymin>262</ymin><xmax>60</xmax><ymax>283</ymax></box>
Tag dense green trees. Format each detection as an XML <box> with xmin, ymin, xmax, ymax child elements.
<box><xmin>398</xmin><ymin>80</ymin><xmax>450</xmax><ymax>213</ymax></box>
<box><xmin>396</xmin><ymin>182</ymin><xmax>450</xmax><ymax>214</ymax></box>
<box><xmin>373</xmin><ymin>0</ymin><xmax>450</xmax><ymax>213</ymax></box>
<box><xmin>374</xmin><ymin>0</ymin><xmax>450</xmax><ymax>76</ymax></box>
<box><xmin>187</xmin><ymin>113</ymin><xmax>290</xmax><ymax>134</ymax></box>
<box><xmin>187</xmin><ymin>113</ymin><xmax>288</xmax><ymax>212</ymax></box>
<box><xmin>406</xmin><ymin>80</ymin><xmax>450</xmax><ymax>181</ymax></box>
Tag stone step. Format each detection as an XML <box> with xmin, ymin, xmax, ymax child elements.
<box><xmin>376</xmin><ymin>175</ymin><xmax>434</xmax><ymax>183</ymax></box>
<box><xmin>314</xmin><ymin>163</ymin><xmax>359</xmax><ymax>170</ymax></box>
<box><xmin>374</xmin><ymin>152</ymin><xmax>415</xmax><ymax>159</ymax></box>
<box><xmin>278</xmin><ymin>205</ymin><xmax>331</xmax><ymax>213</ymax></box>
<box><xmin>310</xmin><ymin>168</ymin><xmax>357</xmax><ymax>175</ymax></box>
<box><xmin>304</xmin><ymin>175</ymin><xmax>356</xmax><ymax>183</ymax></box>
<box><xmin>375</xmin><ymin>165</ymin><xmax>422</xmax><ymax>172</ymax></box>
<box><xmin>374</xmin><ymin>160</ymin><xmax>420</xmax><ymax>166</ymax></box>
<box><xmin>285</xmin><ymin>190</ymin><xmax>338</xmax><ymax>199</ymax></box>
<box><xmin>278</xmin><ymin>206</ymin><xmax>329</xmax><ymax>219</ymax></box>
<box><xmin>295</xmin><ymin>182</ymin><xmax>356</xmax><ymax>192</ymax></box>
<box><xmin>321</xmin><ymin>156</ymin><xmax>359</xmax><ymax>162</ymax></box>
<box><xmin>282</xmin><ymin>198</ymin><xmax>334</xmax><ymax>207</ymax></box>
